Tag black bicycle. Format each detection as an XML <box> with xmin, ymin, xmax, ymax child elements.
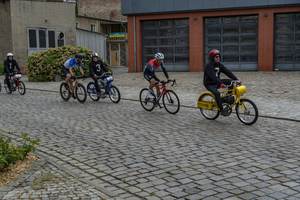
<box><xmin>60</xmin><ymin>76</ymin><xmax>87</xmax><ymax>103</ymax></box>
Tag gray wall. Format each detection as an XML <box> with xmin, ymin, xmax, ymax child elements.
<box><xmin>8</xmin><ymin>0</ymin><xmax>76</xmax><ymax>70</ymax></box>
<box><xmin>0</xmin><ymin>0</ymin><xmax>13</xmax><ymax>66</ymax></box>
<box><xmin>122</xmin><ymin>0</ymin><xmax>300</xmax><ymax>15</ymax></box>
<box><xmin>76</xmin><ymin>28</ymin><xmax>106</xmax><ymax>59</ymax></box>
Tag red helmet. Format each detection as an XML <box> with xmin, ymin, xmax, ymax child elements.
<box><xmin>209</xmin><ymin>49</ymin><xmax>220</xmax><ymax>60</ymax></box>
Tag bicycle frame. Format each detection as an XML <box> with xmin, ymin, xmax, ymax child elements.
<box><xmin>197</xmin><ymin>84</ymin><xmax>247</xmax><ymax>111</ymax></box>
<box><xmin>9</xmin><ymin>76</ymin><xmax>20</xmax><ymax>89</ymax></box>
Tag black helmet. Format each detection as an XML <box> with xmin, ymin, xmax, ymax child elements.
<box><xmin>75</xmin><ymin>53</ymin><xmax>83</xmax><ymax>59</ymax></box>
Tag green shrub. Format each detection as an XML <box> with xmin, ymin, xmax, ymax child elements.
<box><xmin>0</xmin><ymin>64</ymin><xmax>4</xmax><ymax>75</ymax></box>
<box><xmin>0</xmin><ymin>133</ymin><xmax>40</xmax><ymax>171</ymax></box>
<box><xmin>27</xmin><ymin>46</ymin><xmax>111</xmax><ymax>82</ymax></box>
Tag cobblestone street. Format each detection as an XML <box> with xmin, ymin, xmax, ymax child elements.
<box><xmin>1</xmin><ymin>71</ymin><xmax>300</xmax><ymax>199</ymax></box>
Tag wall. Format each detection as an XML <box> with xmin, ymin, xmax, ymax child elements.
<box><xmin>76</xmin><ymin>15</ymin><xmax>111</xmax><ymax>33</ymax></box>
<box><xmin>0</xmin><ymin>0</ymin><xmax>13</xmax><ymax>67</ymax></box>
<box><xmin>127</xmin><ymin>6</ymin><xmax>300</xmax><ymax>72</ymax></box>
<box><xmin>9</xmin><ymin>0</ymin><xmax>76</xmax><ymax>73</ymax></box>
<box><xmin>77</xmin><ymin>0</ymin><xmax>126</xmax><ymax>21</ymax></box>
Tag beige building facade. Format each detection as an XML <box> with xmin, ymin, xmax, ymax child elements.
<box><xmin>0</xmin><ymin>0</ymin><xmax>76</xmax><ymax>73</ymax></box>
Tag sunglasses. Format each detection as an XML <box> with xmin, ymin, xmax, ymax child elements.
<box><xmin>215</xmin><ymin>55</ymin><xmax>220</xmax><ymax>58</ymax></box>
<box><xmin>158</xmin><ymin>59</ymin><xmax>163</xmax><ymax>61</ymax></box>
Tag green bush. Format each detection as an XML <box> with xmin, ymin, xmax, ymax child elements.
<box><xmin>0</xmin><ymin>133</ymin><xmax>40</xmax><ymax>172</ymax></box>
<box><xmin>27</xmin><ymin>46</ymin><xmax>111</xmax><ymax>82</ymax></box>
<box><xmin>0</xmin><ymin>64</ymin><xmax>4</xmax><ymax>75</ymax></box>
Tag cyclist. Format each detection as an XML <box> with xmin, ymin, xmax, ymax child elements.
<box><xmin>143</xmin><ymin>53</ymin><xmax>170</xmax><ymax>108</ymax></box>
<box><xmin>203</xmin><ymin>49</ymin><xmax>240</xmax><ymax>116</ymax></box>
<box><xmin>61</xmin><ymin>53</ymin><xmax>86</xmax><ymax>99</ymax></box>
<box><xmin>4</xmin><ymin>53</ymin><xmax>21</xmax><ymax>91</ymax></box>
<box><xmin>88</xmin><ymin>52</ymin><xmax>110</xmax><ymax>97</ymax></box>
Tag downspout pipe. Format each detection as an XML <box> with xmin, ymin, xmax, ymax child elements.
<box><xmin>134</xmin><ymin>15</ymin><xmax>136</xmax><ymax>72</ymax></box>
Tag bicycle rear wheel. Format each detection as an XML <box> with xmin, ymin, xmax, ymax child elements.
<box><xmin>76</xmin><ymin>83</ymin><xmax>87</xmax><ymax>104</ymax></box>
<box><xmin>18</xmin><ymin>81</ymin><xmax>26</xmax><ymax>95</ymax></box>
<box><xmin>139</xmin><ymin>88</ymin><xmax>155</xmax><ymax>111</ymax></box>
<box><xmin>163</xmin><ymin>90</ymin><xmax>180</xmax><ymax>114</ymax></box>
<box><xmin>199</xmin><ymin>94</ymin><xmax>220</xmax><ymax>120</ymax></box>
<box><xmin>87</xmin><ymin>82</ymin><xmax>100</xmax><ymax>101</ymax></box>
<box><xmin>236</xmin><ymin>98</ymin><xmax>258</xmax><ymax>125</ymax></box>
<box><xmin>60</xmin><ymin>82</ymin><xmax>71</xmax><ymax>101</ymax></box>
<box><xmin>109</xmin><ymin>85</ymin><xmax>121</xmax><ymax>103</ymax></box>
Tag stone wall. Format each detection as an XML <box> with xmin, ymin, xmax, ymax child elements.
<box><xmin>77</xmin><ymin>0</ymin><xmax>126</xmax><ymax>21</ymax></box>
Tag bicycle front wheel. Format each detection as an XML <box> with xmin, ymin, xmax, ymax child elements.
<box><xmin>236</xmin><ymin>98</ymin><xmax>258</xmax><ymax>125</ymax></box>
<box><xmin>109</xmin><ymin>85</ymin><xmax>121</xmax><ymax>103</ymax></box>
<box><xmin>163</xmin><ymin>90</ymin><xmax>180</xmax><ymax>114</ymax></box>
<box><xmin>199</xmin><ymin>94</ymin><xmax>220</xmax><ymax>120</ymax></box>
<box><xmin>87</xmin><ymin>82</ymin><xmax>100</xmax><ymax>101</ymax></box>
<box><xmin>76</xmin><ymin>83</ymin><xmax>87</xmax><ymax>104</ymax></box>
<box><xmin>139</xmin><ymin>88</ymin><xmax>155</xmax><ymax>112</ymax></box>
<box><xmin>18</xmin><ymin>81</ymin><xmax>26</xmax><ymax>95</ymax></box>
<box><xmin>4</xmin><ymin>79</ymin><xmax>12</xmax><ymax>94</ymax></box>
<box><xmin>60</xmin><ymin>82</ymin><xmax>71</xmax><ymax>101</ymax></box>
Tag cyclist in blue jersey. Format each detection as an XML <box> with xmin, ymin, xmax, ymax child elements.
<box><xmin>61</xmin><ymin>53</ymin><xmax>86</xmax><ymax>98</ymax></box>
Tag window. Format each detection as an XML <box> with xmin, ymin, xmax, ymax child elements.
<box><xmin>76</xmin><ymin>22</ymin><xmax>79</xmax><ymax>28</ymax></box>
<box><xmin>142</xmin><ymin>19</ymin><xmax>189</xmax><ymax>71</ymax></box>
<box><xmin>274</xmin><ymin>12</ymin><xmax>300</xmax><ymax>70</ymax></box>
<box><xmin>204</xmin><ymin>15</ymin><xmax>258</xmax><ymax>70</ymax></box>
<box><xmin>91</xmin><ymin>24</ymin><xmax>96</xmax><ymax>32</ymax></box>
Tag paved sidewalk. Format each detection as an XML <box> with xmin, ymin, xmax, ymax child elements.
<box><xmin>1</xmin><ymin>70</ymin><xmax>300</xmax><ymax>200</ymax></box>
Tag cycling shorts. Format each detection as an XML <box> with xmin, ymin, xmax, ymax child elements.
<box><xmin>143</xmin><ymin>67</ymin><xmax>159</xmax><ymax>84</ymax></box>
<box><xmin>61</xmin><ymin>66</ymin><xmax>69</xmax><ymax>76</ymax></box>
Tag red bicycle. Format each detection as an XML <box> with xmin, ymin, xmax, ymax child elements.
<box><xmin>139</xmin><ymin>79</ymin><xmax>180</xmax><ymax>114</ymax></box>
<box><xmin>4</xmin><ymin>71</ymin><xmax>26</xmax><ymax>95</ymax></box>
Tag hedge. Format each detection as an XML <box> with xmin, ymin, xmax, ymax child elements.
<box><xmin>27</xmin><ymin>46</ymin><xmax>111</xmax><ymax>82</ymax></box>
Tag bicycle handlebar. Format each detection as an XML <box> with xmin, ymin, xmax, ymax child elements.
<box><xmin>71</xmin><ymin>75</ymin><xmax>87</xmax><ymax>81</ymax></box>
<box><xmin>160</xmin><ymin>79</ymin><xmax>176</xmax><ymax>86</ymax></box>
<box><xmin>225</xmin><ymin>80</ymin><xmax>241</xmax><ymax>88</ymax></box>
<box><xmin>97</xmin><ymin>72</ymin><xmax>112</xmax><ymax>79</ymax></box>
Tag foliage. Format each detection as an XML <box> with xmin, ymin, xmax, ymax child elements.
<box><xmin>0</xmin><ymin>64</ymin><xmax>4</xmax><ymax>75</ymax></box>
<box><xmin>0</xmin><ymin>133</ymin><xmax>40</xmax><ymax>172</ymax></box>
<box><xmin>27</xmin><ymin>46</ymin><xmax>111</xmax><ymax>82</ymax></box>
<box><xmin>75</xmin><ymin>3</ymin><xmax>78</xmax><ymax>15</ymax></box>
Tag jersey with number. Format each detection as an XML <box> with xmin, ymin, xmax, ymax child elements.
<box><xmin>63</xmin><ymin>58</ymin><xmax>82</xmax><ymax>69</ymax></box>
<box><xmin>89</xmin><ymin>59</ymin><xmax>108</xmax><ymax>76</ymax></box>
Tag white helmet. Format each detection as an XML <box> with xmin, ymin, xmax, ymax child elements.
<box><xmin>7</xmin><ymin>53</ymin><xmax>13</xmax><ymax>57</ymax></box>
<box><xmin>155</xmin><ymin>53</ymin><xmax>164</xmax><ymax>60</ymax></box>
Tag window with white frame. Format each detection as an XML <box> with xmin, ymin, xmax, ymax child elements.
<box><xmin>91</xmin><ymin>24</ymin><xmax>96</xmax><ymax>32</ymax></box>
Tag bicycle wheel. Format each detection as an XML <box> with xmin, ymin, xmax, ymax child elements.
<box><xmin>75</xmin><ymin>83</ymin><xmax>87</xmax><ymax>104</ymax></box>
<box><xmin>4</xmin><ymin>79</ymin><xmax>12</xmax><ymax>94</ymax></box>
<box><xmin>199</xmin><ymin>94</ymin><xmax>220</xmax><ymax>120</ymax></box>
<box><xmin>139</xmin><ymin>88</ymin><xmax>155</xmax><ymax>111</ymax></box>
<box><xmin>60</xmin><ymin>82</ymin><xmax>71</xmax><ymax>101</ymax></box>
<box><xmin>236</xmin><ymin>98</ymin><xmax>258</xmax><ymax>125</ymax></box>
<box><xmin>109</xmin><ymin>85</ymin><xmax>121</xmax><ymax>103</ymax></box>
<box><xmin>87</xmin><ymin>82</ymin><xmax>100</xmax><ymax>101</ymax></box>
<box><xmin>162</xmin><ymin>90</ymin><xmax>180</xmax><ymax>114</ymax></box>
<box><xmin>17</xmin><ymin>81</ymin><xmax>26</xmax><ymax>95</ymax></box>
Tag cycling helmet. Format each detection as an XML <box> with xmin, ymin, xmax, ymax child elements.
<box><xmin>75</xmin><ymin>53</ymin><xmax>83</xmax><ymax>59</ymax></box>
<box><xmin>91</xmin><ymin>52</ymin><xmax>98</xmax><ymax>58</ymax></box>
<box><xmin>155</xmin><ymin>53</ymin><xmax>164</xmax><ymax>60</ymax></box>
<box><xmin>7</xmin><ymin>53</ymin><xmax>13</xmax><ymax>58</ymax></box>
<box><xmin>209</xmin><ymin>49</ymin><xmax>220</xmax><ymax>60</ymax></box>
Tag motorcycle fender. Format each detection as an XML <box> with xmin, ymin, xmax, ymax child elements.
<box><xmin>197</xmin><ymin>92</ymin><xmax>215</xmax><ymax>109</ymax></box>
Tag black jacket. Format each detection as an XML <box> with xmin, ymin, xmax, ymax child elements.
<box><xmin>4</xmin><ymin>59</ymin><xmax>20</xmax><ymax>74</ymax></box>
<box><xmin>89</xmin><ymin>59</ymin><xmax>108</xmax><ymax>76</ymax></box>
<box><xmin>203</xmin><ymin>61</ymin><xmax>237</xmax><ymax>86</ymax></box>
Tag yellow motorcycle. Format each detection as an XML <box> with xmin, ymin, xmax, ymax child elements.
<box><xmin>197</xmin><ymin>80</ymin><xmax>258</xmax><ymax>125</ymax></box>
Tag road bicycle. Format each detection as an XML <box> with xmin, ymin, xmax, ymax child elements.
<box><xmin>86</xmin><ymin>72</ymin><xmax>121</xmax><ymax>103</ymax></box>
<box><xmin>60</xmin><ymin>76</ymin><xmax>87</xmax><ymax>103</ymax></box>
<box><xmin>197</xmin><ymin>80</ymin><xmax>258</xmax><ymax>125</ymax></box>
<box><xmin>4</xmin><ymin>71</ymin><xmax>26</xmax><ymax>95</ymax></box>
<box><xmin>139</xmin><ymin>79</ymin><xmax>180</xmax><ymax>114</ymax></box>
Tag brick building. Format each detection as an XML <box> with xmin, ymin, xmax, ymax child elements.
<box><xmin>121</xmin><ymin>0</ymin><xmax>300</xmax><ymax>72</ymax></box>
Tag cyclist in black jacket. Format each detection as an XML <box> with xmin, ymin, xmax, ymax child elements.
<box><xmin>4</xmin><ymin>53</ymin><xmax>21</xmax><ymax>90</ymax></box>
<box><xmin>203</xmin><ymin>49</ymin><xmax>239</xmax><ymax>116</ymax></box>
<box><xmin>89</xmin><ymin>52</ymin><xmax>110</xmax><ymax>97</ymax></box>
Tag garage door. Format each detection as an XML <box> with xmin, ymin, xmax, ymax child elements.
<box><xmin>274</xmin><ymin>12</ymin><xmax>300</xmax><ymax>71</ymax></box>
<box><xmin>142</xmin><ymin>19</ymin><xmax>189</xmax><ymax>72</ymax></box>
<box><xmin>204</xmin><ymin>15</ymin><xmax>258</xmax><ymax>71</ymax></box>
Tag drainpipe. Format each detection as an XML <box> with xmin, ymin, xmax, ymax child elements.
<box><xmin>134</xmin><ymin>15</ymin><xmax>136</xmax><ymax>72</ymax></box>
<box><xmin>105</xmin><ymin>35</ymin><xmax>107</xmax><ymax>62</ymax></box>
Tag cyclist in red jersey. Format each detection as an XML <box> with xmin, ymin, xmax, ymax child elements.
<box><xmin>143</xmin><ymin>53</ymin><xmax>170</xmax><ymax>107</ymax></box>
